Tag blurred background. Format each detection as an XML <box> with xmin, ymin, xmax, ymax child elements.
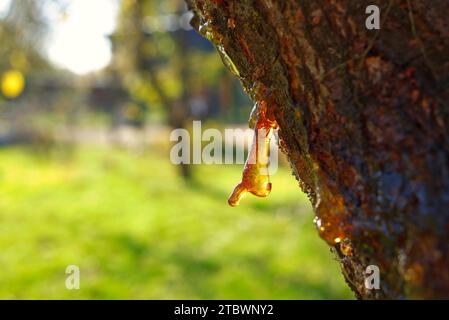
<box><xmin>0</xmin><ymin>0</ymin><xmax>352</xmax><ymax>299</ymax></box>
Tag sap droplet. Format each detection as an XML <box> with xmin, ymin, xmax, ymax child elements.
<box><xmin>313</xmin><ymin>216</ymin><xmax>321</xmax><ymax>228</ymax></box>
<box><xmin>198</xmin><ymin>20</ymin><xmax>239</xmax><ymax>77</ymax></box>
<box><xmin>340</xmin><ymin>238</ymin><xmax>353</xmax><ymax>256</ymax></box>
<box><xmin>313</xmin><ymin>216</ymin><xmax>326</xmax><ymax>232</ymax></box>
<box><xmin>248</xmin><ymin>103</ymin><xmax>258</xmax><ymax>129</ymax></box>
<box><xmin>228</xmin><ymin>100</ymin><xmax>278</xmax><ymax>206</ymax></box>
<box><xmin>199</xmin><ymin>21</ymin><xmax>219</xmax><ymax>43</ymax></box>
<box><xmin>217</xmin><ymin>45</ymin><xmax>240</xmax><ymax>77</ymax></box>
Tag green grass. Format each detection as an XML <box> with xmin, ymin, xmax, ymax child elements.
<box><xmin>0</xmin><ymin>144</ymin><xmax>353</xmax><ymax>299</ymax></box>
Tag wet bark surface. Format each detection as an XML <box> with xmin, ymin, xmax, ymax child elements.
<box><xmin>186</xmin><ymin>0</ymin><xmax>449</xmax><ymax>299</ymax></box>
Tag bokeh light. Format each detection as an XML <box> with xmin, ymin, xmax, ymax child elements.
<box><xmin>1</xmin><ymin>70</ymin><xmax>25</xmax><ymax>99</ymax></box>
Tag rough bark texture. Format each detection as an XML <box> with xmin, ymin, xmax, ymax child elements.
<box><xmin>186</xmin><ymin>0</ymin><xmax>449</xmax><ymax>299</ymax></box>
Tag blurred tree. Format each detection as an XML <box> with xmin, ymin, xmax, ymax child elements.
<box><xmin>0</xmin><ymin>0</ymin><xmax>76</xmax><ymax>148</ymax></box>
<box><xmin>0</xmin><ymin>0</ymin><xmax>51</xmax><ymax>140</ymax></box>
<box><xmin>112</xmin><ymin>0</ymin><xmax>228</xmax><ymax>179</ymax></box>
<box><xmin>0</xmin><ymin>0</ymin><xmax>50</xmax><ymax>96</ymax></box>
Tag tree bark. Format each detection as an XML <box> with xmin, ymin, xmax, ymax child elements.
<box><xmin>186</xmin><ymin>0</ymin><xmax>449</xmax><ymax>299</ymax></box>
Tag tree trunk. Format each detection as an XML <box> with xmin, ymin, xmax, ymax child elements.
<box><xmin>185</xmin><ymin>0</ymin><xmax>449</xmax><ymax>299</ymax></box>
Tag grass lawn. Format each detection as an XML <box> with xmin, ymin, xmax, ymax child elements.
<box><xmin>0</xmin><ymin>144</ymin><xmax>353</xmax><ymax>299</ymax></box>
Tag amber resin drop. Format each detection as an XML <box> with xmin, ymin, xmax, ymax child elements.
<box><xmin>228</xmin><ymin>100</ymin><xmax>278</xmax><ymax>206</ymax></box>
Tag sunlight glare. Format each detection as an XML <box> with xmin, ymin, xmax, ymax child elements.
<box><xmin>0</xmin><ymin>0</ymin><xmax>11</xmax><ymax>18</ymax></box>
<box><xmin>47</xmin><ymin>0</ymin><xmax>119</xmax><ymax>75</ymax></box>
